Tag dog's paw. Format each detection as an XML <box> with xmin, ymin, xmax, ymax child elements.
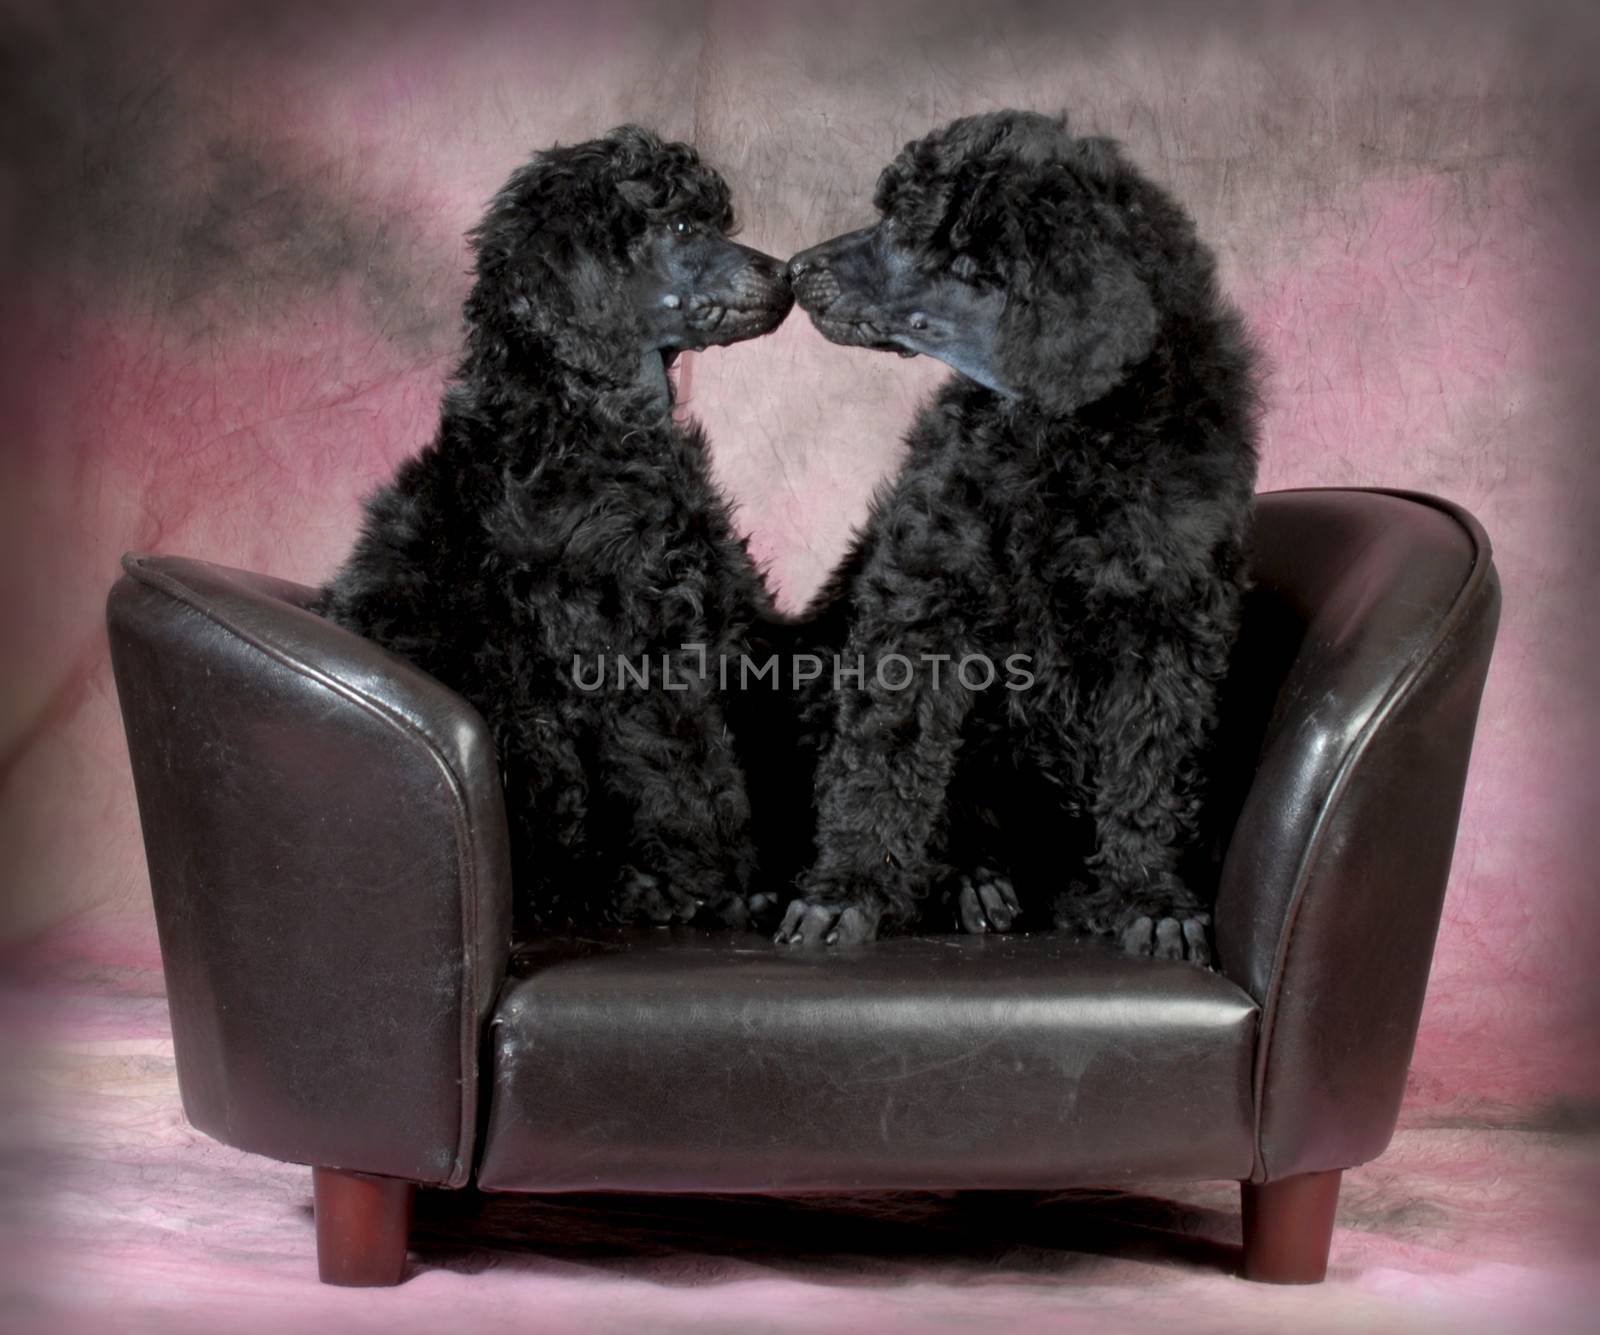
<box><xmin>773</xmin><ymin>896</ymin><xmax>882</xmax><ymax>947</ymax></box>
<box><xmin>951</xmin><ymin>867</ymin><xmax>1021</xmax><ymax>934</ymax></box>
<box><xmin>1052</xmin><ymin>883</ymin><xmax>1213</xmax><ymax>966</ymax></box>
<box><xmin>618</xmin><ymin>867</ymin><xmax>701</xmax><ymax>925</ymax></box>
<box><xmin>709</xmin><ymin>894</ymin><xmax>752</xmax><ymax>931</ymax></box>
<box><xmin>743</xmin><ymin>891</ymin><xmax>786</xmax><ymax>933</ymax></box>
<box><xmin>1118</xmin><ymin>909</ymin><xmax>1212</xmax><ymax>967</ymax></box>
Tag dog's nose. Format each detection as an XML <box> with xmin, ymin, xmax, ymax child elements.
<box><xmin>787</xmin><ymin>253</ymin><xmax>825</xmax><ymax>283</ymax></box>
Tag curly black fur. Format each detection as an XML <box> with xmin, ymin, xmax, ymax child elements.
<box><xmin>316</xmin><ymin>126</ymin><xmax>792</xmax><ymax>936</ymax></box>
<box><xmin>780</xmin><ymin>111</ymin><xmax>1260</xmax><ymax>959</ymax></box>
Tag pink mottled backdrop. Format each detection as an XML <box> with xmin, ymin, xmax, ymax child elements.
<box><xmin>3</xmin><ymin>0</ymin><xmax>1598</xmax><ymax>1326</ymax></box>
<box><xmin>2</xmin><ymin>0</ymin><xmax>1597</xmax><ymax>1296</ymax></box>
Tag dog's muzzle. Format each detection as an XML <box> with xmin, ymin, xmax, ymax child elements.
<box><xmin>687</xmin><ymin>262</ymin><xmax>793</xmax><ymax>340</ymax></box>
<box><xmin>790</xmin><ymin>267</ymin><xmax>842</xmax><ymax>316</ymax></box>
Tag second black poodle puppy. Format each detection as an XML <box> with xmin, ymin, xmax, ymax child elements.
<box><xmin>780</xmin><ymin>110</ymin><xmax>1259</xmax><ymax>960</ymax></box>
<box><xmin>318</xmin><ymin>126</ymin><xmax>792</xmax><ymax>935</ymax></box>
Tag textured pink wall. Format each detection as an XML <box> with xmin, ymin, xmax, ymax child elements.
<box><xmin>3</xmin><ymin>0</ymin><xmax>1595</xmax><ymax>1127</ymax></box>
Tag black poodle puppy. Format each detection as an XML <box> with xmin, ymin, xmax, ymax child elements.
<box><xmin>317</xmin><ymin>126</ymin><xmax>793</xmax><ymax>935</ymax></box>
<box><xmin>778</xmin><ymin>110</ymin><xmax>1259</xmax><ymax>960</ymax></box>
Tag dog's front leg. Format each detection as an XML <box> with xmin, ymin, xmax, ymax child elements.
<box><xmin>598</xmin><ymin>665</ymin><xmax>758</xmax><ymax>929</ymax></box>
<box><xmin>774</xmin><ymin>636</ymin><xmax>977</xmax><ymax>946</ymax></box>
<box><xmin>1054</xmin><ymin>600</ymin><xmax>1233</xmax><ymax>966</ymax></box>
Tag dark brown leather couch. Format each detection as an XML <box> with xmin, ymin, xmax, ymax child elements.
<box><xmin>106</xmin><ymin>487</ymin><xmax>1501</xmax><ymax>1286</ymax></box>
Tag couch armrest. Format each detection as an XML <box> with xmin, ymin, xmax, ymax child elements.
<box><xmin>1213</xmin><ymin>490</ymin><xmax>1501</xmax><ymax>1182</ymax></box>
<box><xmin>108</xmin><ymin>554</ymin><xmax>513</xmax><ymax>1187</ymax></box>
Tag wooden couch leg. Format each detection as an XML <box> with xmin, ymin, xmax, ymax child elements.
<box><xmin>313</xmin><ymin>1167</ymin><xmax>416</xmax><ymax>1286</ymax></box>
<box><xmin>1240</xmin><ymin>1169</ymin><xmax>1342</xmax><ymax>1283</ymax></box>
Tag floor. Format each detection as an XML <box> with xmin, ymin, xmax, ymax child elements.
<box><xmin>1</xmin><ymin>958</ymin><xmax>1595</xmax><ymax>1335</ymax></box>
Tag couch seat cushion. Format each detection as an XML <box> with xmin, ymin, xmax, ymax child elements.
<box><xmin>477</xmin><ymin>928</ymin><xmax>1258</xmax><ymax>1193</ymax></box>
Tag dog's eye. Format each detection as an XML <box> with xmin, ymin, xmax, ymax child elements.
<box><xmin>673</xmin><ymin>219</ymin><xmax>691</xmax><ymax>235</ymax></box>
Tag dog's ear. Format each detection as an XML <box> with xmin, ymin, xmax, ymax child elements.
<box><xmin>1000</xmin><ymin>213</ymin><xmax>1158</xmax><ymax>413</ymax></box>
<box><xmin>465</xmin><ymin>236</ymin><xmax>641</xmax><ymax>387</ymax></box>
<box><xmin>463</xmin><ymin>147</ymin><xmax>643</xmax><ymax>385</ymax></box>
